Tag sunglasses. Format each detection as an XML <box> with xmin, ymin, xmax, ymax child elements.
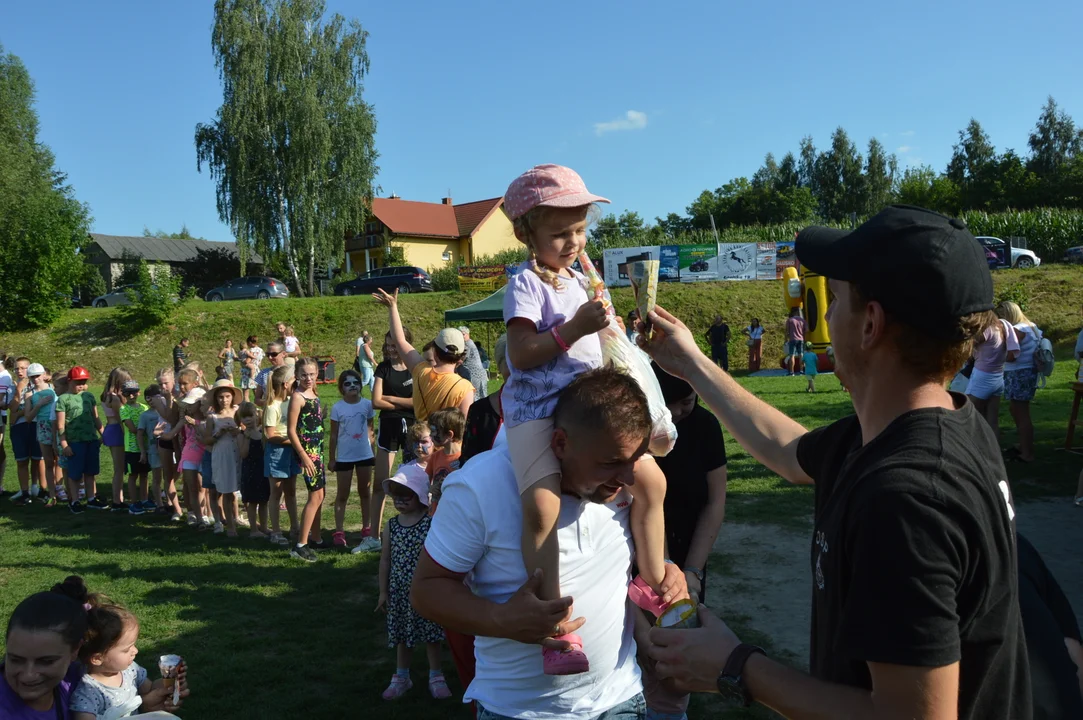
<box><xmin>267</xmin><ymin>352</ymin><xmax>281</xmax><ymax>358</ymax></box>
<box><xmin>123</xmin><ymin>390</ymin><xmax>139</xmax><ymax>396</ymax></box>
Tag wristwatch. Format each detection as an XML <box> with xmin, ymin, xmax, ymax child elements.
<box><xmin>684</xmin><ymin>566</ymin><xmax>705</xmax><ymax>584</ymax></box>
<box><xmin>716</xmin><ymin>643</ymin><xmax>765</xmax><ymax>706</ymax></box>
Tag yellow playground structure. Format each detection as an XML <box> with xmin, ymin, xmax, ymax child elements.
<box><xmin>782</xmin><ymin>265</ymin><xmax>835</xmax><ymax>372</ymax></box>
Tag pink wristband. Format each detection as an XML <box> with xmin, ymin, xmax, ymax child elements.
<box><xmin>550</xmin><ymin>325</ymin><xmax>571</xmax><ymax>353</ymax></box>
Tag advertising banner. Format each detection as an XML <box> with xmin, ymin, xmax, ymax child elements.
<box><xmin>678</xmin><ymin>244</ymin><xmax>720</xmax><ymax>282</ymax></box>
<box><xmin>716</xmin><ymin>243</ymin><xmax>757</xmax><ymax>281</ymax></box>
<box><xmin>756</xmin><ymin>242</ymin><xmax>777</xmax><ymax>280</ymax></box>
<box><xmin>458</xmin><ymin>265</ymin><xmax>508</xmax><ymax>291</ymax></box>
<box><xmin>776</xmin><ymin>240</ymin><xmax>798</xmax><ymax>278</ymax></box>
<box><xmin>602</xmin><ymin>246</ymin><xmax>678</xmax><ymax>287</ymax></box>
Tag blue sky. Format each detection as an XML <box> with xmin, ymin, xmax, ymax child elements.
<box><xmin>3</xmin><ymin>0</ymin><xmax>1082</xmax><ymax>240</ymax></box>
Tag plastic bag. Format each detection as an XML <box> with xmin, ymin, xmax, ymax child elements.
<box><xmin>578</xmin><ymin>254</ymin><xmax>677</xmax><ymax>457</ymax></box>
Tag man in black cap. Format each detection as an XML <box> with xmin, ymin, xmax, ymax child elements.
<box><xmin>637</xmin><ymin>206</ymin><xmax>1031</xmax><ymax>719</ymax></box>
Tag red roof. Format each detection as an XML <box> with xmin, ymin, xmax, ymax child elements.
<box><xmin>370</xmin><ymin>196</ymin><xmax>504</xmax><ymax>240</ymax></box>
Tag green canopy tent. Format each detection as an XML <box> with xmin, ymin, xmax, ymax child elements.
<box><xmin>444</xmin><ymin>286</ymin><xmax>507</xmax><ymax>375</ymax></box>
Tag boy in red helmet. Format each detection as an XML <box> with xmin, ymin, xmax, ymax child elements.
<box><xmin>55</xmin><ymin>367</ymin><xmax>105</xmax><ymax>513</ymax></box>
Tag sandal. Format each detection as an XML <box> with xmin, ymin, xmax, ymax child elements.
<box><xmin>542</xmin><ymin>634</ymin><xmax>590</xmax><ymax>675</ymax></box>
<box><xmin>332</xmin><ymin>530</ymin><xmax>347</xmax><ymax>547</ymax></box>
<box><xmin>382</xmin><ymin>674</ymin><xmax>412</xmax><ymax>700</ymax></box>
<box><xmin>628</xmin><ymin>575</ymin><xmax>668</xmax><ymax>617</ymax></box>
<box><xmin>428</xmin><ymin>673</ymin><xmax>452</xmax><ymax>700</ymax></box>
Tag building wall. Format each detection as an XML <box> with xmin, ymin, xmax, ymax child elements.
<box><xmin>346</xmin><ymin>247</ymin><xmax>386</xmax><ymax>274</ymax></box>
<box><xmin>470</xmin><ymin>208</ymin><xmax>519</xmax><ymax>262</ymax></box>
<box><xmin>398</xmin><ymin>236</ymin><xmax>461</xmax><ymax>270</ymax></box>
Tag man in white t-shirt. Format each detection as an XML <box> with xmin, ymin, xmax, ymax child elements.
<box><xmin>0</xmin><ymin>358</ymin><xmax>13</xmax><ymax>495</ymax></box>
<box><xmin>413</xmin><ymin>367</ymin><xmax>685</xmax><ymax>720</ymax></box>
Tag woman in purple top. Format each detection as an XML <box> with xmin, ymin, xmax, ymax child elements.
<box><xmin>965</xmin><ymin>318</ymin><xmax>1019</xmax><ymax>438</ymax></box>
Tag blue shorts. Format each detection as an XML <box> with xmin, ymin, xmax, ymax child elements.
<box><xmin>201</xmin><ymin>452</ymin><xmax>214</xmax><ymax>489</ymax></box>
<box><xmin>67</xmin><ymin>440</ymin><xmax>101</xmax><ymax>480</ymax></box>
<box><xmin>786</xmin><ymin>340</ymin><xmax>805</xmax><ymax>356</ymax></box>
<box><xmin>10</xmin><ymin>422</ymin><xmax>42</xmax><ymax>461</ymax></box>
<box><xmin>264</xmin><ymin>443</ymin><xmax>300</xmax><ymax>479</ymax></box>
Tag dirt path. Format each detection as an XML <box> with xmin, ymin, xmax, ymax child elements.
<box><xmin>708</xmin><ymin>498</ymin><xmax>1083</xmax><ymax>667</ymax></box>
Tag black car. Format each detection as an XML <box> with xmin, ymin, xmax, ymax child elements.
<box><xmin>334</xmin><ymin>266</ymin><xmax>432</xmax><ymax>296</ymax></box>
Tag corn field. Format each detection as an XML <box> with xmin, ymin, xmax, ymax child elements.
<box><xmin>962</xmin><ymin>209</ymin><xmax>1083</xmax><ymax>261</ymax></box>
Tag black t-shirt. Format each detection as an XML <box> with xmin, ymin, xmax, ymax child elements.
<box><xmin>1017</xmin><ymin>533</ymin><xmax>1083</xmax><ymax>719</ymax></box>
<box><xmin>655</xmin><ymin>404</ymin><xmax>727</xmax><ymax>569</ymax></box>
<box><xmin>461</xmin><ymin>392</ymin><xmax>503</xmax><ymax>468</ymax></box>
<box><xmin>796</xmin><ymin>396</ymin><xmax>1031</xmax><ymax>720</ymax></box>
<box><xmin>374</xmin><ymin>361</ymin><xmax>414</xmax><ymax>425</ymax></box>
<box><xmin>707</xmin><ymin>324</ymin><xmax>730</xmax><ymax>348</ymax></box>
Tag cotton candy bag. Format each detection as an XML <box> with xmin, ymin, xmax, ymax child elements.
<box><xmin>578</xmin><ymin>254</ymin><xmax>677</xmax><ymax>457</ymax></box>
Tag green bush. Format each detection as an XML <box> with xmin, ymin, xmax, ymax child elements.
<box><xmin>426</xmin><ymin>248</ymin><xmax>529</xmax><ymax>293</ymax></box>
<box><xmin>996</xmin><ymin>281</ymin><xmax>1031</xmax><ymax>313</ymax></box>
<box><xmin>114</xmin><ymin>260</ymin><xmax>183</xmax><ymax>335</ymax></box>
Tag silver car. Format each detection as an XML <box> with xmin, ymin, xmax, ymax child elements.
<box><xmin>204</xmin><ymin>276</ymin><xmax>290</xmax><ymax>302</ymax></box>
<box><xmin>91</xmin><ymin>285</ymin><xmax>137</xmax><ymax>308</ymax></box>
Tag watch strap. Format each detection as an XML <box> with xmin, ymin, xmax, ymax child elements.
<box><xmin>719</xmin><ymin>643</ymin><xmax>766</xmax><ymax>706</ymax></box>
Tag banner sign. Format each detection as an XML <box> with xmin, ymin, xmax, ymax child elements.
<box><xmin>755</xmin><ymin>242</ymin><xmax>777</xmax><ymax>280</ymax></box>
<box><xmin>775</xmin><ymin>240</ymin><xmax>798</xmax><ymax>278</ymax></box>
<box><xmin>716</xmin><ymin>243</ymin><xmax>757</xmax><ymax>281</ymax></box>
<box><xmin>458</xmin><ymin>265</ymin><xmax>508</xmax><ymax>291</ymax></box>
<box><xmin>678</xmin><ymin>244</ymin><xmax>720</xmax><ymax>282</ymax></box>
<box><xmin>602</xmin><ymin>246</ymin><xmax>678</xmax><ymax>287</ymax></box>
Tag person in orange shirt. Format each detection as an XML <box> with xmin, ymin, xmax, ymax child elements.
<box><xmin>425</xmin><ymin>408</ymin><xmax>464</xmax><ymax>516</ymax></box>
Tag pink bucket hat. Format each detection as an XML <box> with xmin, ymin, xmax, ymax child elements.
<box><xmin>504</xmin><ymin>164</ymin><xmax>610</xmax><ymax>221</ymax></box>
<box><xmin>382</xmin><ymin>462</ymin><xmax>431</xmax><ymax>507</ymax></box>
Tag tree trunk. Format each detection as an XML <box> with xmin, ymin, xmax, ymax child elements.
<box><xmin>277</xmin><ymin>196</ymin><xmax>306</xmax><ymax>297</ymax></box>
<box><xmin>306</xmin><ymin>242</ymin><xmax>315</xmax><ymax>296</ymax></box>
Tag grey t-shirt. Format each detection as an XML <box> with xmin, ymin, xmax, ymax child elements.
<box><xmin>462</xmin><ymin>340</ymin><xmax>488</xmax><ymax>400</ymax></box>
<box><xmin>70</xmin><ymin>661</ymin><xmax>147</xmax><ymax>717</ymax></box>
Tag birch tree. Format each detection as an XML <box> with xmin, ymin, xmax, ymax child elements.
<box><xmin>195</xmin><ymin>0</ymin><xmax>378</xmax><ymax>296</ymax></box>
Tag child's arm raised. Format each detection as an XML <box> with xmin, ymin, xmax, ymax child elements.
<box><xmin>372</xmin><ymin>289</ymin><xmax>424</xmax><ymax>373</ymax></box>
<box><xmin>506</xmin><ymin>296</ymin><xmax>608</xmax><ymax>371</ymax></box>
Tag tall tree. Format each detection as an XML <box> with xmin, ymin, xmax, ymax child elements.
<box><xmin>777</xmin><ymin>152</ymin><xmax>800</xmax><ymax>190</ymax></box>
<box><xmin>812</xmin><ymin>127</ymin><xmax>864</xmax><ymax>222</ymax></box>
<box><xmin>895</xmin><ymin>166</ymin><xmax>960</xmax><ymax>215</ymax></box>
<box><xmin>1027</xmin><ymin>96</ymin><xmax>1083</xmax><ymax>179</ymax></box>
<box><xmin>751</xmin><ymin>152</ymin><xmax>780</xmax><ymax>190</ymax></box>
<box><xmin>0</xmin><ymin>44</ymin><xmax>90</xmax><ymax>329</ymax></box>
<box><xmin>947</xmin><ymin>119</ymin><xmax>997</xmax><ymax>208</ymax></box>
<box><xmin>863</xmin><ymin>137</ymin><xmax>896</xmax><ymax>215</ymax></box>
<box><xmin>797</xmin><ymin>136</ymin><xmax>817</xmax><ymax>191</ymax></box>
<box><xmin>195</xmin><ymin>0</ymin><xmax>378</xmax><ymax>296</ymax></box>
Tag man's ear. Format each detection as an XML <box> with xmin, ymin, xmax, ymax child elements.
<box><xmin>861</xmin><ymin>299</ymin><xmax>890</xmax><ymax>351</ymax></box>
<box><xmin>551</xmin><ymin>427</ymin><xmax>569</xmax><ymax>462</ymax></box>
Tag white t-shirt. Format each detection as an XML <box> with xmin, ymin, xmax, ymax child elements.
<box><xmin>1005</xmin><ymin>323</ymin><xmax>1040</xmax><ymax>372</ymax></box>
<box><xmin>425</xmin><ymin>446</ymin><xmax>642</xmax><ymax>719</ymax></box>
<box><xmin>0</xmin><ymin>370</ymin><xmax>12</xmax><ymax>420</ymax></box>
<box><xmin>747</xmin><ymin>325</ymin><xmax>764</xmax><ymax>340</ymax></box>
<box><xmin>284</xmin><ymin>335</ymin><xmax>299</xmax><ymax>353</ymax></box>
<box><xmin>330</xmin><ymin>398</ymin><xmax>375</xmax><ymax>461</ymax></box>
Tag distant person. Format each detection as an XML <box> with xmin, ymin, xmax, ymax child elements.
<box><xmin>803</xmin><ymin>342</ymin><xmax>819</xmax><ymax>393</ymax></box>
<box><xmin>354</xmin><ymin>331</ymin><xmax>376</xmax><ymax>394</ymax></box>
<box><xmin>253</xmin><ymin>341</ymin><xmax>287</xmax><ymax>408</ymax></box>
<box><xmin>276</xmin><ymin>322</ymin><xmax>300</xmax><ymax>367</ymax></box>
<box><xmin>967</xmin><ymin>315</ymin><xmax>1019</xmax><ymax>439</ymax></box>
<box><xmin>785</xmin><ymin>307</ymin><xmax>806</xmax><ymax>375</ymax></box>
<box><xmin>705</xmin><ymin>316</ymin><xmax>730</xmax><ymax>371</ymax></box>
<box><xmin>997</xmin><ymin>301</ymin><xmax>1042</xmax><ymax>464</ymax></box>
<box><xmin>218</xmin><ymin>339</ymin><xmax>237</xmax><ymax>380</ymax></box>
<box><xmin>238</xmin><ymin>335</ymin><xmax>263</xmax><ymax>403</ymax></box>
<box><xmin>172</xmin><ymin>338</ymin><xmax>189</xmax><ymax>374</ymax></box>
<box><xmin>457</xmin><ymin>326</ymin><xmax>489</xmax><ymax>401</ymax></box>
<box><xmin>742</xmin><ymin>318</ymin><xmax>764</xmax><ymax>372</ymax></box>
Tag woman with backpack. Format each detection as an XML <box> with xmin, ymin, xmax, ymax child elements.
<box><xmin>997</xmin><ymin>301</ymin><xmax>1041</xmax><ymax>463</ymax></box>
<box><xmin>966</xmin><ymin>311</ymin><xmax>1020</xmax><ymax>439</ymax></box>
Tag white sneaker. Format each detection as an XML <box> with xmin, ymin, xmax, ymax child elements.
<box><xmin>8</xmin><ymin>491</ymin><xmax>25</xmax><ymax>503</ymax></box>
<box><xmin>203</xmin><ymin>516</ymin><xmax>215</xmax><ymax>525</ymax></box>
<box><xmin>171</xmin><ymin>513</ymin><xmax>184</xmax><ymax>522</ymax></box>
<box><xmin>235</xmin><ymin>516</ymin><xmax>250</xmax><ymax>528</ymax></box>
<box><xmin>351</xmin><ymin>536</ymin><xmax>381</xmax><ymax>554</ymax></box>
<box><xmin>213</xmin><ymin>522</ymin><xmax>224</xmax><ymax>534</ymax></box>
<box><xmin>186</xmin><ymin>513</ymin><xmax>198</xmax><ymax>526</ymax></box>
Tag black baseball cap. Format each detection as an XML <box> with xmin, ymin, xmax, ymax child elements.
<box><xmin>795</xmin><ymin>205</ymin><xmax>993</xmax><ymax>341</ymax></box>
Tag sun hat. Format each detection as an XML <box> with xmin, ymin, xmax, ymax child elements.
<box><xmin>209</xmin><ymin>378</ymin><xmax>238</xmax><ymax>407</ymax></box>
<box><xmin>796</xmin><ymin>205</ymin><xmax>993</xmax><ymax>341</ymax></box>
<box><xmin>180</xmin><ymin>387</ymin><xmax>206</xmax><ymax>405</ymax></box>
<box><xmin>26</xmin><ymin>363</ymin><xmax>45</xmax><ymax>378</ymax></box>
<box><xmin>503</xmin><ymin>164</ymin><xmax>610</xmax><ymax>221</ymax></box>
<box><xmin>67</xmin><ymin>366</ymin><xmax>90</xmax><ymax>382</ymax></box>
<box><xmin>434</xmin><ymin>328</ymin><xmax>466</xmax><ymax>355</ymax></box>
<box><xmin>382</xmin><ymin>462</ymin><xmax>431</xmax><ymax>507</ymax></box>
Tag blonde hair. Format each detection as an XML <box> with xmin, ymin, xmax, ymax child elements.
<box><xmin>512</xmin><ymin>204</ymin><xmax>600</xmax><ymax>291</ymax></box>
<box><xmin>156</xmin><ymin>367</ymin><xmax>174</xmax><ymax>382</ymax></box>
<box><xmin>270</xmin><ymin>365</ymin><xmax>294</xmax><ymax>401</ymax></box>
<box><xmin>996</xmin><ymin>300</ymin><xmax>1035</xmax><ymax>329</ymax></box>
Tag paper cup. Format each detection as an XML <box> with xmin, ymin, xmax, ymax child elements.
<box><xmin>655</xmin><ymin>598</ymin><xmax>699</xmax><ymax>629</ymax></box>
<box><xmin>159</xmin><ymin>654</ymin><xmax>182</xmax><ymax>706</ymax></box>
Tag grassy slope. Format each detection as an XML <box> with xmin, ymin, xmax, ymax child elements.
<box><xmin>1</xmin><ymin>266</ymin><xmax>1082</xmax><ymax>718</ymax></box>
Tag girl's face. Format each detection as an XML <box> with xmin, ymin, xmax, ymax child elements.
<box><xmin>94</xmin><ymin>621</ymin><xmax>139</xmax><ymax>674</ymax></box>
<box><xmin>30</xmin><ymin>375</ymin><xmax>47</xmax><ymax>389</ymax></box>
<box><xmin>390</xmin><ymin>488</ymin><xmax>421</xmax><ymax>513</ymax></box>
<box><xmin>384</xmin><ymin>337</ymin><xmax>399</xmax><ymax>361</ymax></box>
<box><xmin>226</xmin><ymin>340</ymin><xmax>233</xmax><ymax>348</ymax></box>
<box><xmin>158</xmin><ymin>376</ymin><xmax>174</xmax><ymax>394</ymax></box>
<box><xmin>413</xmin><ymin>432</ymin><xmax>433</xmax><ymax>461</ymax></box>
<box><xmin>216</xmin><ymin>390</ymin><xmax>234</xmax><ymax>410</ymax></box>
<box><xmin>239</xmin><ymin>413</ymin><xmax>257</xmax><ymax>429</ymax></box>
<box><xmin>276</xmin><ymin>323</ymin><xmax>286</xmax><ymax>335</ymax></box>
<box><xmin>666</xmin><ymin>391</ymin><xmax>698</xmax><ymax>424</ymax></box>
<box><xmin>296</xmin><ymin>365</ymin><xmax>318</xmax><ymax>391</ymax></box>
<box><xmin>526</xmin><ymin>206</ymin><xmax>589</xmax><ymax>271</ymax></box>
<box><xmin>341</xmin><ymin>375</ymin><xmax>361</xmax><ymax>398</ymax></box>
<box><xmin>3</xmin><ymin>628</ymin><xmax>78</xmax><ymax>709</ymax></box>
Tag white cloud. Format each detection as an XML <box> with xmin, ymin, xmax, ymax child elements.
<box><xmin>594</xmin><ymin>110</ymin><xmax>648</xmax><ymax>136</ymax></box>
<box><xmin>900</xmin><ymin>130</ymin><xmax>915</xmax><ymax>137</ymax></box>
<box><xmin>896</xmin><ymin>145</ymin><xmax>912</xmax><ymax>153</ymax></box>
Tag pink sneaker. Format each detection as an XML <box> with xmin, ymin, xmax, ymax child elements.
<box><xmin>382</xmin><ymin>674</ymin><xmax>412</xmax><ymax>700</ymax></box>
<box><xmin>428</xmin><ymin>673</ymin><xmax>452</xmax><ymax>700</ymax></box>
<box><xmin>542</xmin><ymin>634</ymin><xmax>590</xmax><ymax>675</ymax></box>
<box><xmin>332</xmin><ymin>530</ymin><xmax>347</xmax><ymax>547</ymax></box>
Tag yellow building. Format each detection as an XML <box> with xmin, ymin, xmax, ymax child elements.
<box><xmin>344</xmin><ymin>195</ymin><xmax>519</xmax><ymax>273</ymax></box>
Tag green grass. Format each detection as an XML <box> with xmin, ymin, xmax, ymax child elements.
<box><xmin>1</xmin><ymin>266</ymin><xmax>1082</xmax><ymax>718</ymax></box>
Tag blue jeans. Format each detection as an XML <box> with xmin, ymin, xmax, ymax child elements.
<box><xmin>478</xmin><ymin>692</ymin><xmax>645</xmax><ymax>720</ymax></box>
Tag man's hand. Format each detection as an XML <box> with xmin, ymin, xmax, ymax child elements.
<box><xmin>636</xmin><ymin>305</ymin><xmax>706</xmax><ymax>381</ymax></box>
<box><xmin>493</xmin><ymin>569</ymin><xmax>585</xmax><ymax>650</ymax></box>
<box><xmin>684</xmin><ymin>571</ymin><xmax>703</xmax><ymax>601</ymax></box>
<box><xmin>659</xmin><ymin>562</ymin><xmax>690</xmax><ymax>605</ymax></box>
<box><xmin>372</xmin><ymin>288</ymin><xmax>398</xmax><ymax>308</ymax></box>
<box><xmin>647</xmin><ymin>604</ymin><xmax>740</xmax><ymax>694</ymax></box>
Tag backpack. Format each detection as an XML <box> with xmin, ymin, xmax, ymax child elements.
<box><xmin>1035</xmin><ymin>333</ymin><xmax>1055</xmax><ymax>388</ymax></box>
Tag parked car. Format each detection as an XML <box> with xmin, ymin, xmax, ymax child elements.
<box><xmin>1063</xmin><ymin>245</ymin><xmax>1083</xmax><ymax>264</ymax></box>
<box><xmin>975</xmin><ymin>236</ymin><xmax>1041</xmax><ymax>269</ymax></box>
<box><xmin>91</xmin><ymin>285</ymin><xmax>137</xmax><ymax>308</ymax></box>
<box><xmin>334</xmin><ymin>266</ymin><xmax>432</xmax><ymax>296</ymax></box>
<box><xmin>204</xmin><ymin>276</ymin><xmax>290</xmax><ymax>302</ymax></box>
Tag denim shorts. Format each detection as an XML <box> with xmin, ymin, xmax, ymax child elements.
<box><xmin>264</xmin><ymin>443</ymin><xmax>300</xmax><ymax>479</ymax></box>
<box><xmin>200</xmin><ymin>452</ymin><xmax>215</xmax><ymax>489</ymax></box>
<box><xmin>786</xmin><ymin>339</ymin><xmax>804</xmax><ymax>356</ymax></box>
<box><xmin>10</xmin><ymin>422</ymin><xmax>42</xmax><ymax>462</ymax></box>
<box><xmin>67</xmin><ymin>440</ymin><xmax>101</xmax><ymax>480</ymax></box>
<box><xmin>479</xmin><ymin>693</ymin><xmax>645</xmax><ymax>720</ymax></box>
